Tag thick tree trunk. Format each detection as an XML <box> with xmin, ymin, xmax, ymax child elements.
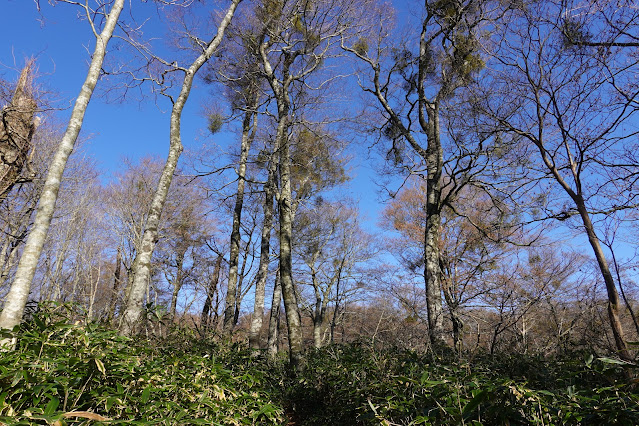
<box><xmin>267</xmin><ymin>269</ymin><xmax>282</xmax><ymax>358</ymax></box>
<box><xmin>223</xmin><ymin>97</ymin><xmax>258</xmax><ymax>333</ymax></box>
<box><xmin>311</xmin><ymin>273</ymin><xmax>328</xmax><ymax>348</ymax></box>
<box><xmin>249</xmin><ymin>155</ymin><xmax>276</xmax><ymax>349</ymax></box>
<box><xmin>424</xmin><ymin>104</ymin><xmax>445</xmax><ymax>347</ymax></box>
<box><xmin>120</xmin><ymin>0</ymin><xmax>241</xmax><ymax>335</ymax></box>
<box><xmin>0</xmin><ymin>61</ymin><xmax>38</xmax><ymax>204</ymax></box>
<box><xmin>0</xmin><ymin>0</ymin><xmax>125</xmax><ymax>345</ymax></box>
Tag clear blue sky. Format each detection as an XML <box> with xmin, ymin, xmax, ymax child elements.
<box><xmin>0</xmin><ymin>0</ymin><xmax>391</xmax><ymax>234</ymax></box>
<box><xmin>1</xmin><ymin>0</ymin><xmax>212</xmax><ymax>176</ymax></box>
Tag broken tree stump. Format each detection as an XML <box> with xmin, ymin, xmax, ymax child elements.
<box><xmin>0</xmin><ymin>60</ymin><xmax>38</xmax><ymax>203</ymax></box>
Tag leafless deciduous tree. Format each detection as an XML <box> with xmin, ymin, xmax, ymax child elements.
<box><xmin>343</xmin><ymin>0</ymin><xmax>502</xmax><ymax>347</ymax></box>
<box><xmin>120</xmin><ymin>0</ymin><xmax>242</xmax><ymax>335</ymax></box>
<box><xmin>481</xmin><ymin>0</ymin><xmax>639</xmax><ymax>360</ymax></box>
<box><xmin>0</xmin><ymin>0</ymin><xmax>125</xmax><ymax>347</ymax></box>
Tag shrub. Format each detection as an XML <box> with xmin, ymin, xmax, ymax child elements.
<box><xmin>0</xmin><ymin>303</ymin><xmax>284</xmax><ymax>425</ymax></box>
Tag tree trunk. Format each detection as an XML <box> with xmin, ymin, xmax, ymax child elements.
<box><xmin>223</xmin><ymin>96</ymin><xmax>259</xmax><ymax>333</ymax></box>
<box><xmin>107</xmin><ymin>247</ymin><xmax>122</xmax><ymax>324</ymax></box>
<box><xmin>249</xmin><ymin>155</ymin><xmax>276</xmax><ymax>349</ymax></box>
<box><xmin>0</xmin><ymin>0</ymin><xmax>125</xmax><ymax>345</ymax></box>
<box><xmin>424</xmin><ymin>104</ymin><xmax>445</xmax><ymax>347</ymax></box>
<box><xmin>0</xmin><ymin>60</ymin><xmax>38</xmax><ymax>204</ymax></box>
<box><xmin>313</xmin><ymin>311</ymin><xmax>324</xmax><ymax>348</ymax></box>
<box><xmin>169</xmin><ymin>249</ymin><xmax>186</xmax><ymax>317</ymax></box>
<box><xmin>260</xmin><ymin>42</ymin><xmax>304</xmax><ymax>367</ymax></box>
<box><xmin>267</xmin><ymin>268</ymin><xmax>282</xmax><ymax>359</ymax></box>
<box><xmin>441</xmin><ymin>276</ymin><xmax>463</xmax><ymax>353</ymax></box>
<box><xmin>120</xmin><ymin>0</ymin><xmax>241</xmax><ymax>335</ymax></box>
<box><xmin>277</xmin><ymin>113</ymin><xmax>304</xmax><ymax>368</ymax></box>
<box><xmin>201</xmin><ymin>255</ymin><xmax>223</xmax><ymax>334</ymax></box>
<box><xmin>576</xmin><ymin>199</ymin><xmax>631</xmax><ymax>361</ymax></box>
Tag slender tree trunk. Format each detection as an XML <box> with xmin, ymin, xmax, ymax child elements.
<box><xmin>330</xmin><ymin>272</ymin><xmax>341</xmax><ymax>345</ymax></box>
<box><xmin>201</xmin><ymin>255</ymin><xmax>223</xmax><ymax>333</ymax></box>
<box><xmin>223</xmin><ymin>96</ymin><xmax>259</xmax><ymax>333</ymax></box>
<box><xmin>576</xmin><ymin>200</ymin><xmax>631</xmax><ymax>361</ymax></box>
<box><xmin>249</xmin><ymin>155</ymin><xmax>276</xmax><ymax>349</ymax></box>
<box><xmin>441</xmin><ymin>276</ymin><xmax>463</xmax><ymax>353</ymax></box>
<box><xmin>267</xmin><ymin>268</ymin><xmax>282</xmax><ymax>359</ymax></box>
<box><xmin>120</xmin><ymin>0</ymin><xmax>241</xmax><ymax>335</ymax></box>
<box><xmin>169</xmin><ymin>250</ymin><xmax>186</xmax><ymax>317</ymax></box>
<box><xmin>260</xmin><ymin>43</ymin><xmax>304</xmax><ymax>367</ymax></box>
<box><xmin>0</xmin><ymin>0</ymin><xmax>125</xmax><ymax>344</ymax></box>
<box><xmin>277</xmin><ymin>114</ymin><xmax>304</xmax><ymax>367</ymax></box>
<box><xmin>531</xmin><ymin>128</ymin><xmax>632</xmax><ymax>361</ymax></box>
<box><xmin>107</xmin><ymin>247</ymin><xmax>122</xmax><ymax>323</ymax></box>
<box><xmin>169</xmin><ymin>278</ymin><xmax>180</xmax><ymax>318</ymax></box>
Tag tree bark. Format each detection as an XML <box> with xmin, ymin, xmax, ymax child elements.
<box><xmin>249</xmin><ymin>154</ymin><xmax>276</xmax><ymax>349</ymax></box>
<box><xmin>267</xmin><ymin>268</ymin><xmax>282</xmax><ymax>359</ymax></box>
<box><xmin>120</xmin><ymin>0</ymin><xmax>241</xmax><ymax>335</ymax></box>
<box><xmin>223</xmin><ymin>95</ymin><xmax>259</xmax><ymax>333</ymax></box>
<box><xmin>107</xmin><ymin>247</ymin><xmax>122</xmax><ymax>324</ymax></box>
<box><xmin>277</xmin><ymin>113</ymin><xmax>304</xmax><ymax>367</ymax></box>
<box><xmin>0</xmin><ymin>60</ymin><xmax>38</xmax><ymax>204</ymax></box>
<box><xmin>201</xmin><ymin>255</ymin><xmax>223</xmax><ymax>334</ymax></box>
<box><xmin>0</xmin><ymin>0</ymin><xmax>125</xmax><ymax>344</ymax></box>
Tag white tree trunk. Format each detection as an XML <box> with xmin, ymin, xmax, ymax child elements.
<box><xmin>120</xmin><ymin>0</ymin><xmax>241</xmax><ymax>335</ymax></box>
<box><xmin>0</xmin><ymin>0</ymin><xmax>125</xmax><ymax>346</ymax></box>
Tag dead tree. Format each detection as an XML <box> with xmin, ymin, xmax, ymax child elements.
<box><xmin>0</xmin><ymin>61</ymin><xmax>38</xmax><ymax>203</ymax></box>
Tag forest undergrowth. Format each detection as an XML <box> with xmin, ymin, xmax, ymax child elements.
<box><xmin>1</xmin><ymin>304</ymin><xmax>638</xmax><ymax>425</ymax></box>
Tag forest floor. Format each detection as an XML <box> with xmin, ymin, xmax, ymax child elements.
<box><xmin>1</xmin><ymin>306</ymin><xmax>638</xmax><ymax>425</ymax></box>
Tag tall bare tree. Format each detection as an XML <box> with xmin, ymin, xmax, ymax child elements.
<box><xmin>121</xmin><ymin>0</ymin><xmax>242</xmax><ymax>335</ymax></box>
<box><xmin>0</xmin><ymin>0</ymin><xmax>125</xmax><ymax>345</ymax></box>
<box><xmin>481</xmin><ymin>0</ymin><xmax>639</xmax><ymax>360</ymax></box>
<box><xmin>244</xmin><ymin>0</ymin><xmax>366</xmax><ymax>365</ymax></box>
<box><xmin>343</xmin><ymin>0</ymin><xmax>498</xmax><ymax>346</ymax></box>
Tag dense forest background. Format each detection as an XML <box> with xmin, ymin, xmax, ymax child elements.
<box><xmin>1</xmin><ymin>0</ymin><xmax>639</xmax><ymax>423</ymax></box>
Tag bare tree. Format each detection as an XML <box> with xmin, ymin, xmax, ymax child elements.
<box><xmin>295</xmin><ymin>200</ymin><xmax>374</xmax><ymax>348</ymax></box>
<box><xmin>245</xmin><ymin>0</ymin><xmax>366</xmax><ymax>366</ymax></box>
<box><xmin>343</xmin><ymin>0</ymin><xmax>502</xmax><ymax>347</ymax></box>
<box><xmin>0</xmin><ymin>0</ymin><xmax>125</xmax><ymax>345</ymax></box>
<box><xmin>121</xmin><ymin>0</ymin><xmax>242</xmax><ymax>335</ymax></box>
<box><xmin>481</xmin><ymin>0</ymin><xmax>639</xmax><ymax>360</ymax></box>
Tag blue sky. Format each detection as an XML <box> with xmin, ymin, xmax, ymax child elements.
<box><xmin>1</xmin><ymin>0</ymin><xmax>209</xmax><ymax>175</ymax></box>
<box><xmin>0</xmin><ymin>0</ymin><xmax>390</xmax><ymax>233</ymax></box>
